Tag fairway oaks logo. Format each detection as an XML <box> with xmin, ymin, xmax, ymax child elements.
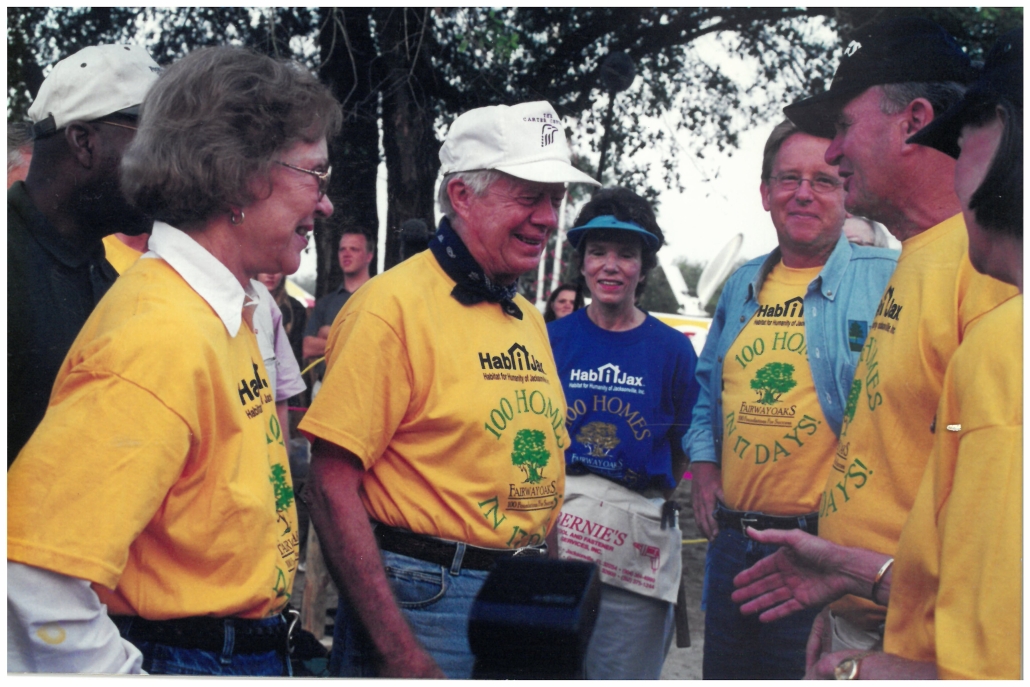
<box><xmin>507</xmin><ymin>429</ymin><xmax>559</xmax><ymax>514</ymax></box>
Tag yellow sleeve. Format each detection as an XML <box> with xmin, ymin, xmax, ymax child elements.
<box><xmin>934</xmin><ymin>426</ymin><xmax>1022</xmax><ymax>679</ymax></box>
<box><xmin>8</xmin><ymin>372</ymin><xmax>191</xmax><ymax>590</ymax></box>
<box><xmin>299</xmin><ymin>308</ymin><xmax>414</xmax><ymax>467</ymax></box>
<box><xmin>956</xmin><ymin>259</ymin><xmax>1019</xmax><ymax>340</ymax></box>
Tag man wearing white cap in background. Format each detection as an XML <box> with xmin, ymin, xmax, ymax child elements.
<box><xmin>8</xmin><ymin>44</ymin><xmax>160</xmax><ymax>464</ymax></box>
<box><xmin>302</xmin><ymin>101</ymin><xmax>598</xmax><ymax>678</ymax></box>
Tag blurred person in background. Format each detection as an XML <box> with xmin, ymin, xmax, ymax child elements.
<box><xmin>302</xmin><ymin>226</ymin><xmax>373</xmax><ymax>363</ymax></box>
<box><xmin>543</xmin><ymin>282</ymin><xmax>583</xmax><ymax>322</ymax></box>
<box><xmin>258</xmin><ymin>271</ymin><xmax>308</xmax><ymax>381</ymax></box>
<box><xmin>8</xmin><ymin>46</ymin><xmax>341</xmax><ymax>675</ymax></box>
<box><xmin>842</xmin><ymin>215</ymin><xmax>891</xmax><ymax>247</ymax></box>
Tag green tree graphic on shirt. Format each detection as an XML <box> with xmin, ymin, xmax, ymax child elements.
<box><xmin>512</xmin><ymin>429</ymin><xmax>550</xmax><ymax>484</ymax></box>
<box><xmin>750</xmin><ymin>362</ymin><xmax>797</xmax><ymax>405</ymax></box>
<box><xmin>269</xmin><ymin>464</ymin><xmax>294</xmax><ymax>535</ymax></box>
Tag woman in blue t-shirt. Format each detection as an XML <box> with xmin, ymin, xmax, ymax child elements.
<box><xmin>547</xmin><ymin>188</ymin><xmax>700</xmax><ymax>679</ymax></box>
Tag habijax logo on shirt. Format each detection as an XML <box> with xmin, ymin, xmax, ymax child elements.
<box><xmin>479</xmin><ymin>342</ymin><xmax>547</xmax><ymax>374</ymax></box>
<box><xmin>568</xmin><ymin>363</ymin><xmax>644</xmax><ymax>388</ymax></box>
<box><xmin>238</xmin><ymin>361</ymin><xmax>272</xmax><ymax>418</ymax></box>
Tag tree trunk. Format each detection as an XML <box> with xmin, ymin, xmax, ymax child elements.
<box><xmin>374</xmin><ymin>8</ymin><xmax>441</xmax><ymax>271</ymax></box>
<box><xmin>316</xmin><ymin>7</ymin><xmax>381</xmax><ymax>297</ymax></box>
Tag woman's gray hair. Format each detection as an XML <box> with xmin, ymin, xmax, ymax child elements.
<box><xmin>437</xmin><ymin>169</ymin><xmax>503</xmax><ymax>220</ymax></box>
<box><xmin>122</xmin><ymin>46</ymin><xmax>342</xmax><ymax>227</ymax></box>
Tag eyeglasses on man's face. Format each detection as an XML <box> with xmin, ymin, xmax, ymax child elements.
<box><xmin>277</xmin><ymin>161</ymin><xmax>332</xmax><ymax>200</ymax></box>
<box><xmin>768</xmin><ymin>174</ymin><xmax>841</xmax><ymax>194</ymax></box>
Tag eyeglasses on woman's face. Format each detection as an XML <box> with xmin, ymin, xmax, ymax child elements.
<box><xmin>276</xmin><ymin>161</ymin><xmax>332</xmax><ymax>200</ymax></box>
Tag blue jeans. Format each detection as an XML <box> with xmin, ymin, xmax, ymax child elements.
<box><xmin>329</xmin><ymin>547</ymin><xmax>489</xmax><ymax>678</ymax></box>
<box><xmin>113</xmin><ymin>615</ymin><xmax>288</xmax><ymax>676</ymax></box>
<box><xmin>702</xmin><ymin>527</ymin><xmax>821</xmax><ymax>679</ymax></box>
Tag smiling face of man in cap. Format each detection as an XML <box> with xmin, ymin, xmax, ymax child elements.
<box><xmin>821</xmin><ymin>87</ymin><xmax>907</xmax><ymax>223</ymax></box>
<box><xmin>447</xmin><ymin>173</ymin><xmax>566</xmax><ymax>285</ymax></box>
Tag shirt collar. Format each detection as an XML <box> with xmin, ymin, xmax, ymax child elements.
<box><xmin>747</xmin><ymin>233</ymin><xmax>852</xmax><ymax>303</ymax></box>
<box><xmin>144</xmin><ymin>221</ymin><xmax>258</xmax><ymax>336</ymax></box>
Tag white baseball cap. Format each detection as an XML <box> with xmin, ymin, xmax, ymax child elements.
<box><xmin>28</xmin><ymin>44</ymin><xmax>161</xmax><ymax>138</ymax></box>
<box><xmin>439</xmin><ymin>101</ymin><xmax>599</xmax><ymax>186</ymax></box>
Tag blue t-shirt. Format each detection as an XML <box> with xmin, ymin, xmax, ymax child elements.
<box><xmin>548</xmin><ymin>309</ymin><xmax>701</xmax><ymax>491</ymax></box>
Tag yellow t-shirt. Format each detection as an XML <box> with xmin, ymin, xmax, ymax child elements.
<box><xmin>8</xmin><ymin>258</ymin><xmax>298</xmax><ymax>619</ymax></box>
<box><xmin>102</xmin><ymin>234</ymin><xmax>143</xmax><ymax>274</ymax></box>
<box><xmin>818</xmin><ymin>214</ymin><xmax>1018</xmax><ymax>628</ymax></box>
<box><xmin>300</xmin><ymin>250</ymin><xmax>567</xmax><ymax>549</ymax></box>
<box><xmin>883</xmin><ymin>295</ymin><xmax>1022</xmax><ymax>679</ymax></box>
<box><xmin>721</xmin><ymin>262</ymin><xmax>836</xmax><ymax>513</ymax></box>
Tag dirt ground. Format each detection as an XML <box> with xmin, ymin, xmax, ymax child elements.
<box><xmin>290</xmin><ymin>475</ymin><xmax>708</xmax><ymax>679</ymax></box>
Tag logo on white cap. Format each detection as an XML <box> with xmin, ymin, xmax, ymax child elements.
<box><xmin>439</xmin><ymin>101</ymin><xmax>599</xmax><ymax>186</ymax></box>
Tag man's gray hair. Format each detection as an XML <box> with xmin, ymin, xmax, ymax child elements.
<box><xmin>437</xmin><ymin>169</ymin><xmax>503</xmax><ymax>220</ymax></box>
<box><xmin>878</xmin><ymin>81</ymin><xmax>967</xmax><ymax>117</ymax></box>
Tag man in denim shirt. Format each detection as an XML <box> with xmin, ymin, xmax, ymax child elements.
<box><xmin>684</xmin><ymin>120</ymin><xmax>897</xmax><ymax>679</ymax></box>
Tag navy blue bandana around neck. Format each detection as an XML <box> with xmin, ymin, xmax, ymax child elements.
<box><xmin>430</xmin><ymin>217</ymin><xmax>523</xmax><ymax>319</ymax></box>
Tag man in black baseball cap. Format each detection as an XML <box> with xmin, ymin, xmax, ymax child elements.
<box><xmin>785</xmin><ymin>17</ymin><xmax>978</xmax><ymax>140</ymax></box>
<box><xmin>749</xmin><ymin>16</ymin><xmax>1020</xmax><ymax>667</ymax></box>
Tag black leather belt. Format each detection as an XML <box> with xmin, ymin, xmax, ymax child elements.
<box><xmin>112</xmin><ymin>614</ymin><xmax>288</xmax><ymax>655</ymax></box>
<box><xmin>373</xmin><ymin>523</ymin><xmax>547</xmax><ymax>571</ymax></box>
<box><xmin>716</xmin><ymin>504</ymin><xmax>818</xmax><ymax>536</ymax></box>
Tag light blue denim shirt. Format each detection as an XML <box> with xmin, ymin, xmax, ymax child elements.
<box><xmin>684</xmin><ymin>233</ymin><xmax>898</xmax><ymax>465</ymax></box>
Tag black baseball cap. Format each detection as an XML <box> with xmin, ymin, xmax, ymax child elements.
<box><xmin>784</xmin><ymin>17</ymin><xmax>979</xmax><ymax>139</ymax></box>
<box><xmin>907</xmin><ymin>28</ymin><xmax>1022</xmax><ymax>158</ymax></box>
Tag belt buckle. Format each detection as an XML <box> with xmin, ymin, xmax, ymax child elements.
<box><xmin>285</xmin><ymin>608</ymin><xmax>300</xmax><ymax>656</ymax></box>
<box><xmin>740</xmin><ymin>516</ymin><xmax>759</xmax><ymax>534</ymax></box>
<box><xmin>511</xmin><ymin>543</ymin><xmax>547</xmax><ymax>558</ymax></box>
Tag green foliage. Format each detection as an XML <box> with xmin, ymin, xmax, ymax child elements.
<box><xmin>750</xmin><ymin>362</ymin><xmax>797</xmax><ymax>405</ymax></box>
<box><xmin>9</xmin><ymin>7</ymin><xmax>1020</xmax><ymax>289</ymax></box>
<box><xmin>511</xmin><ymin>429</ymin><xmax>549</xmax><ymax>484</ymax></box>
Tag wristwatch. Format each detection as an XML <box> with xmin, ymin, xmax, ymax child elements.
<box><xmin>834</xmin><ymin>652</ymin><xmax>873</xmax><ymax>680</ymax></box>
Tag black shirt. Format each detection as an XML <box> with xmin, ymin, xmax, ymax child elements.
<box><xmin>8</xmin><ymin>181</ymin><xmax>119</xmax><ymax>464</ymax></box>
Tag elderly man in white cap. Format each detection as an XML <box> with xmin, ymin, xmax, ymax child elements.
<box><xmin>8</xmin><ymin>44</ymin><xmax>160</xmax><ymax>464</ymax></box>
<box><xmin>301</xmin><ymin>101</ymin><xmax>598</xmax><ymax>678</ymax></box>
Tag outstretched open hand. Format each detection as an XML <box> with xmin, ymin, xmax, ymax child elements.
<box><xmin>730</xmin><ymin>527</ymin><xmax>852</xmax><ymax>622</ymax></box>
